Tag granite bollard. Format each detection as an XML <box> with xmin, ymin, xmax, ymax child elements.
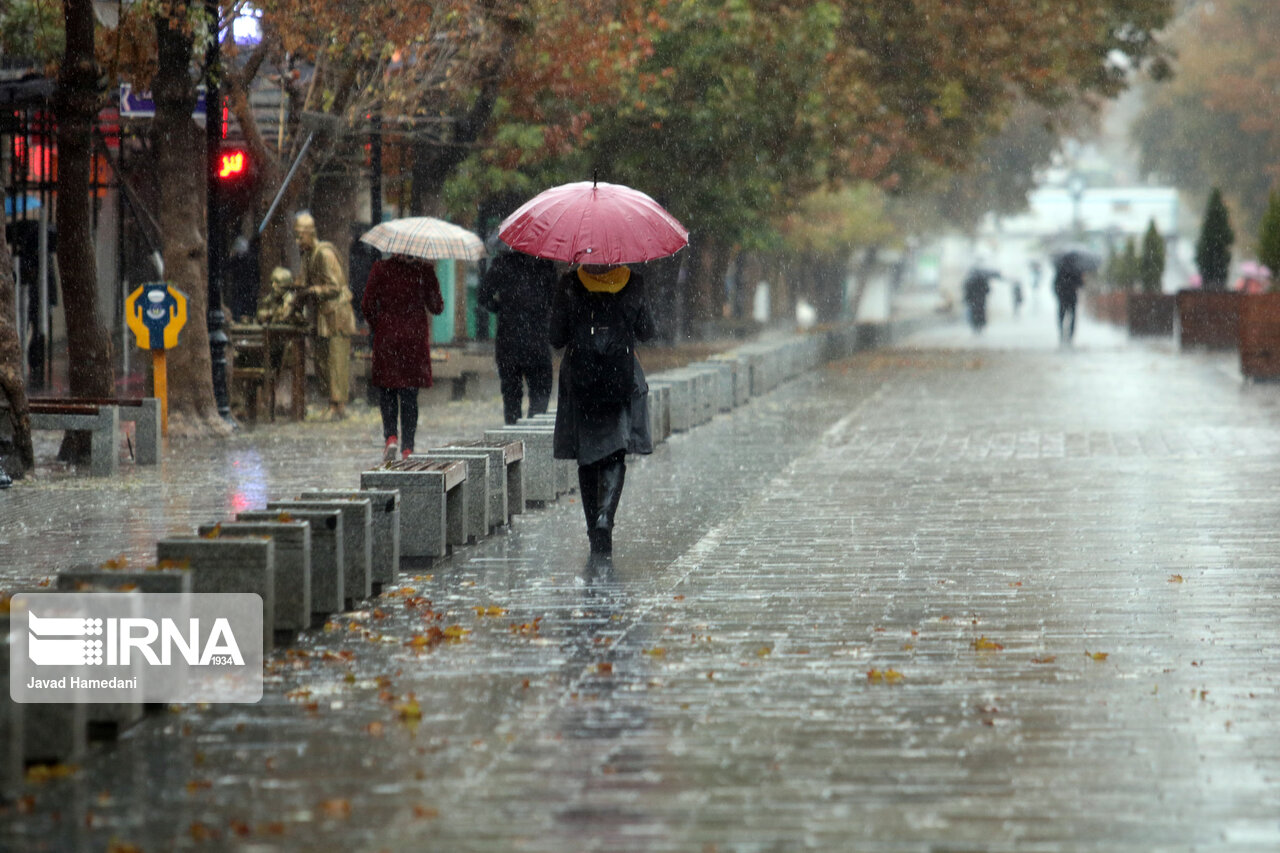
<box><xmin>196</xmin><ymin>521</ymin><xmax>311</xmax><ymax>635</ymax></box>
<box><xmin>484</xmin><ymin>427</ymin><xmax>555</xmax><ymax>505</ymax></box>
<box><xmin>268</xmin><ymin>499</ymin><xmax>372</xmax><ymax>607</ymax></box>
<box><xmin>438</xmin><ymin>439</ymin><xmax>524</xmax><ymax>525</ymax></box>
<box><xmin>298</xmin><ymin>490</ymin><xmax>400</xmax><ymax>591</ymax></box>
<box><xmin>237</xmin><ymin>508</ymin><xmax>343</xmax><ymax>621</ymax></box>
<box><xmin>408</xmin><ymin>453</ymin><xmax>489</xmax><ymax>542</ymax></box>
<box><xmin>155</xmin><ymin>537</ymin><xmax>275</xmax><ymax>653</ymax></box>
<box><xmin>361</xmin><ymin>459</ymin><xmax>467</xmax><ymax>568</ymax></box>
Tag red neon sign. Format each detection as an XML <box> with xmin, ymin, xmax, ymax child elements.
<box><xmin>218</xmin><ymin>150</ymin><xmax>247</xmax><ymax>179</ymax></box>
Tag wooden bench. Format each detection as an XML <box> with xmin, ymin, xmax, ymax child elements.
<box><xmin>29</xmin><ymin>397</ymin><xmax>161</xmax><ymax>467</ymax></box>
<box><xmin>28</xmin><ymin>402</ymin><xmax>120</xmax><ymax>476</ymax></box>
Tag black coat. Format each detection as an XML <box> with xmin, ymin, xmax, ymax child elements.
<box><xmin>478</xmin><ymin>252</ymin><xmax>556</xmax><ymax>362</ymax></box>
<box><xmin>550</xmin><ymin>270</ymin><xmax>656</xmax><ymax>466</ymax></box>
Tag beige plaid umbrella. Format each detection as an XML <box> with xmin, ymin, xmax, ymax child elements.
<box><xmin>359</xmin><ymin>217</ymin><xmax>486</xmax><ymax>261</ymax></box>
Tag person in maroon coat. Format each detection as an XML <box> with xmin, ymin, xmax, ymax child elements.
<box><xmin>360</xmin><ymin>255</ymin><xmax>445</xmax><ymax>461</ymax></box>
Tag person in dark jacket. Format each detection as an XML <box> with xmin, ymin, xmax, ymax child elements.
<box><xmin>1053</xmin><ymin>254</ymin><xmax>1086</xmax><ymax>345</ymax></box>
<box><xmin>360</xmin><ymin>255</ymin><xmax>445</xmax><ymax>462</ymax></box>
<box><xmin>478</xmin><ymin>250</ymin><xmax>557</xmax><ymax>424</ymax></box>
<box><xmin>550</xmin><ymin>263</ymin><xmax>656</xmax><ymax>563</ymax></box>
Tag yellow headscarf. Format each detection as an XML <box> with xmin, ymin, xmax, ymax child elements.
<box><xmin>577</xmin><ymin>265</ymin><xmax>631</xmax><ymax>293</ymax></box>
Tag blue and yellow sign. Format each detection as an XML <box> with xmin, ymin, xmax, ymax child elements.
<box><xmin>125</xmin><ymin>282</ymin><xmax>188</xmax><ymax>350</ymax></box>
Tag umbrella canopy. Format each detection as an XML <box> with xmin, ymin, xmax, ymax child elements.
<box><xmin>359</xmin><ymin>217</ymin><xmax>486</xmax><ymax>261</ymax></box>
<box><xmin>498</xmin><ymin>181</ymin><xmax>689</xmax><ymax>265</ymax></box>
<box><xmin>1051</xmin><ymin>246</ymin><xmax>1101</xmax><ymax>274</ymax></box>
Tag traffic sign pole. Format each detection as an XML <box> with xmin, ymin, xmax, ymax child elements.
<box><xmin>153</xmin><ymin>349</ymin><xmax>169</xmax><ymax>436</ymax></box>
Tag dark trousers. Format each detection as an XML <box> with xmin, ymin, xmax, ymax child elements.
<box><xmin>379</xmin><ymin>387</ymin><xmax>419</xmax><ymax>450</ymax></box>
<box><xmin>498</xmin><ymin>354</ymin><xmax>552</xmax><ymax>425</ymax></box>
<box><xmin>1058</xmin><ymin>297</ymin><xmax>1078</xmax><ymax>342</ymax></box>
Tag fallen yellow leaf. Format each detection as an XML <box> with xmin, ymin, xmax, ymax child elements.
<box><xmin>1031</xmin><ymin>655</ymin><xmax>1057</xmax><ymax>664</ymax></box>
<box><xmin>866</xmin><ymin>668</ymin><xmax>905</xmax><ymax>684</ymax></box>
<box><xmin>25</xmin><ymin>763</ymin><xmax>78</xmax><ymax>784</ymax></box>
<box><xmin>1086</xmin><ymin>650</ymin><xmax>1109</xmax><ymax>662</ymax></box>
<box><xmin>320</xmin><ymin>798</ymin><xmax>351</xmax><ymax>819</ymax></box>
<box><xmin>1168</xmin><ymin>574</ymin><xmax>1184</xmax><ymax>583</ymax></box>
<box><xmin>643</xmin><ymin>647</ymin><xmax>667</xmax><ymax>657</ymax></box>
<box><xmin>971</xmin><ymin>636</ymin><xmax>1004</xmax><ymax>652</ymax></box>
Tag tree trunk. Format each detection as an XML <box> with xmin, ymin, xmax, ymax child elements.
<box><xmin>0</xmin><ymin>185</ymin><xmax>35</xmax><ymax>478</ymax></box>
<box><xmin>845</xmin><ymin>245</ymin><xmax>880</xmax><ymax>324</ymax></box>
<box><xmin>683</xmin><ymin>238</ymin><xmax>731</xmax><ymax>340</ymax></box>
<box><xmin>152</xmin><ymin>14</ymin><xmax>223</xmax><ymax>434</ymax></box>
<box><xmin>56</xmin><ymin>0</ymin><xmax>115</xmax><ymax>463</ymax></box>
<box><xmin>311</xmin><ymin>142</ymin><xmax>359</xmax><ymax>271</ymax></box>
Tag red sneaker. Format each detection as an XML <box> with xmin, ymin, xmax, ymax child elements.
<box><xmin>400</xmin><ymin>447</ymin><xmax>414</xmax><ymax>460</ymax></box>
<box><xmin>383</xmin><ymin>436</ymin><xmax>399</xmax><ymax>463</ymax></box>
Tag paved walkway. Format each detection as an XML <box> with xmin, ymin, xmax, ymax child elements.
<box><xmin>4</xmin><ymin>302</ymin><xmax>1280</xmax><ymax>852</ymax></box>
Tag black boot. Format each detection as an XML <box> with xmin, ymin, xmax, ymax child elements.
<box><xmin>592</xmin><ymin>455</ymin><xmax>626</xmax><ymax>555</ymax></box>
<box><xmin>579</xmin><ymin>464</ymin><xmax>603</xmax><ymax>553</ymax></box>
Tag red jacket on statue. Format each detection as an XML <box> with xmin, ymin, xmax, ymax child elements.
<box><xmin>360</xmin><ymin>256</ymin><xmax>445</xmax><ymax>389</ymax></box>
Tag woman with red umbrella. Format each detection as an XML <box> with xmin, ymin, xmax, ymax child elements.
<box><xmin>501</xmin><ymin>180</ymin><xmax>686</xmax><ymax>565</ymax></box>
<box><xmin>550</xmin><ymin>262</ymin><xmax>657</xmax><ymax>563</ymax></box>
<box><xmin>360</xmin><ymin>254</ymin><xmax>445</xmax><ymax>461</ymax></box>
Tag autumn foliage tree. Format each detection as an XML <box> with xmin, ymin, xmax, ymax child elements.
<box><xmin>1133</xmin><ymin>0</ymin><xmax>1279</xmax><ymax>243</ymax></box>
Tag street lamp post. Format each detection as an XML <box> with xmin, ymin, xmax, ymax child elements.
<box><xmin>1068</xmin><ymin>174</ymin><xmax>1087</xmax><ymax>238</ymax></box>
<box><xmin>205</xmin><ymin>0</ymin><xmax>232</xmax><ymax>423</ymax></box>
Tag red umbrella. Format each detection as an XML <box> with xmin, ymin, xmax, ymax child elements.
<box><xmin>498</xmin><ymin>180</ymin><xmax>689</xmax><ymax>265</ymax></box>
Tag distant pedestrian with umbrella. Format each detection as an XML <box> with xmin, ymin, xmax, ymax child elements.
<box><xmin>1053</xmin><ymin>250</ymin><xmax>1090</xmax><ymax>345</ymax></box>
<box><xmin>500</xmin><ymin>179</ymin><xmax>687</xmax><ymax>565</ymax></box>
<box><xmin>478</xmin><ymin>246</ymin><xmax>557</xmax><ymax>424</ymax></box>
<box><xmin>359</xmin><ymin>216</ymin><xmax>485</xmax><ymax>462</ymax></box>
<box><xmin>962</xmin><ymin>264</ymin><xmax>1000</xmax><ymax>333</ymax></box>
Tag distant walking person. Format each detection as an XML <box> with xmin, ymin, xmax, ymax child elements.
<box><xmin>478</xmin><ymin>249</ymin><xmax>556</xmax><ymax>424</ymax></box>
<box><xmin>551</xmin><ymin>263</ymin><xmax>656</xmax><ymax>564</ymax></box>
<box><xmin>962</xmin><ymin>266</ymin><xmax>999</xmax><ymax>333</ymax></box>
<box><xmin>1053</xmin><ymin>254</ymin><xmax>1087</xmax><ymax>345</ymax></box>
<box><xmin>361</xmin><ymin>255</ymin><xmax>445</xmax><ymax>461</ymax></box>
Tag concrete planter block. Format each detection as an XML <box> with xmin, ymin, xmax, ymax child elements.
<box><xmin>23</xmin><ymin>700</ymin><xmax>86</xmax><ymax>766</ymax></box>
<box><xmin>409</xmin><ymin>453</ymin><xmax>489</xmax><ymax>542</ymax></box>
<box><xmin>362</xmin><ymin>460</ymin><xmax>467</xmax><ymax>567</ymax></box>
<box><xmin>269</xmin><ymin>499</ymin><xmax>372</xmax><ymax>605</ymax></box>
<box><xmin>693</xmin><ymin>359</ymin><xmax>738</xmax><ymax>412</ymax></box>
<box><xmin>649</xmin><ymin>374</ymin><xmax>693</xmax><ymax>432</ymax></box>
<box><xmin>299</xmin><ymin>490</ymin><xmax>400</xmax><ymax>590</ymax></box>
<box><xmin>439</xmin><ymin>440</ymin><xmax>524</xmax><ymax>523</ymax></box>
<box><xmin>484</xmin><ymin>428</ymin><xmax>555</xmax><ymax>504</ymax></box>
<box><xmin>0</xmin><ymin>616</ymin><xmax>22</xmax><ymax>799</ymax></box>
<box><xmin>515</xmin><ymin>421</ymin><xmax>574</xmax><ymax>495</ymax></box>
<box><xmin>155</xmin><ymin>537</ymin><xmax>275</xmax><ymax>652</ymax></box>
<box><xmin>710</xmin><ymin>353</ymin><xmax>751</xmax><ymax>407</ymax></box>
<box><xmin>132</xmin><ymin>398</ymin><xmax>162</xmax><ymax>465</ymax></box>
<box><xmin>0</xmin><ymin>606</ymin><xmax>89</xmax><ymax>767</ymax></box>
<box><xmin>57</xmin><ymin>566</ymin><xmax>192</xmax><ymax>594</ymax></box>
<box><xmin>196</xmin><ymin>522</ymin><xmax>311</xmax><ymax>633</ymax></box>
<box><xmin>237</xmin><ymin>509</ymin><xmax>343</xmax><ymax>620</ymax></box>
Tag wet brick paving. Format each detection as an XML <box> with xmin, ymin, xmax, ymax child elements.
<box><xmin>4</xmin><ymin>308</ymin><xmax>1280</xmax><ymax>852</ymax></box>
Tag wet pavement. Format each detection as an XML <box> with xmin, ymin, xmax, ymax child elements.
<box><xmin>4</xmin><ymin>302</ymin><xmax>1280</xmax><ymax>852</ymax></box>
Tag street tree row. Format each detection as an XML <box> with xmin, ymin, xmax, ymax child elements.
<box><xmin>0</xmin><ymin>0</ymin><xmax>1173</xmax><ymax>462</ymax></box>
